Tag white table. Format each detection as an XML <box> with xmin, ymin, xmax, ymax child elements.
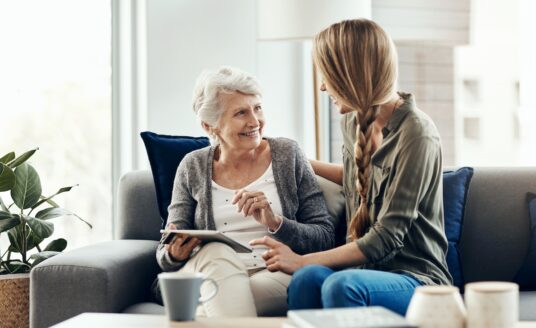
<box><xmin>52</xmin><ymin>313</ymin><xmax>536</xmax><ymax>328</ymax></box>
<box><xmin>52</xmin><ymin>313</ymin><xmax>287</xmax><ymax>328</ymax></box>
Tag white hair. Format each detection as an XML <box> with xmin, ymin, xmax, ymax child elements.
<box><xmin>192</xmin><ymin>66</ymin><xmax>263</xmax><ymax>143</ymax></box>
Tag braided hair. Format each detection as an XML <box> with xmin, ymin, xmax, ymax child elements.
<box><xmin>313</xmin><ymin>19</ymin><xmax>398</xmax><ymax>240</ymax></box>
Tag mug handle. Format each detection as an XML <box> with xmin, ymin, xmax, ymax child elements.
<box><xmin>199</xmin><ymin>278</ymin><xmax>218</xmax><ymax>303</ymax></box>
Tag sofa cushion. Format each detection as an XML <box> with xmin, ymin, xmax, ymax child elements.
<box><xmin>141</xmin><ymin>131</ymin><xmax>210</xmax><ymax>227</ymax></box>
<box><xmin>443</xmin><ymin>167</ymin><xmax>474</xmax><ymax>288</ymax></box>
<box><xmin>316</xmin><ymin>175</ymin><xmax>346</xmax><ymax>246</ymax></box>
<box><xmin>513</xmin><ymin>192</ymin><xmax>536</xmax><ymax>291</ymax></box>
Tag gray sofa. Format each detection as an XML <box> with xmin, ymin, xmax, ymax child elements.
<box><xmin>30</xmin><ymin>168</ymin><xmax>536</xmax><ymax>327</ymax></box>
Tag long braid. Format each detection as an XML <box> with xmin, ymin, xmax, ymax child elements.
<box><xmin>349</xmin><ymin>105</ymin><xmax>378</xmax><ymax>240</ymax></box>
<box><xmin>312</xmin><ymin>19</ymin><xmax>399</xmax><ymax>240</ymax></box>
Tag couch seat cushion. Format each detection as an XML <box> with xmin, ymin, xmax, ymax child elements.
<box><xmin>513</xmin><ymin>192</ymin><xmax>536</xmax><ymax>291</ymax></box>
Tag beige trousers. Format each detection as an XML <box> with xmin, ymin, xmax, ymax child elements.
<box><xmin>178</xmin><ymin>242</ymin><xmax>291</xmax><ymax>317</ymax></box>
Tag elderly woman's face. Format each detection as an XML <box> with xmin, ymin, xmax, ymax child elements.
<box><xmin>214</xmin><ymin>91</ymin><xmax>264</xmax><ymax>150</ymax></box>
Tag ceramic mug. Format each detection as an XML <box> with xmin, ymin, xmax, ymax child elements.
<box><xmin>465</xmin><ymin>281</ymin><xmax>519</xmax><ymax>328</ymax></box>
<box><xmin>158</xmin><ymin>272</ymin><xmax>218</xmax><ymax>321</ymax></box>
<box><xmin>406</xmin><ymin>285</ymin><xmax>466</xmax><ymax>328</ymax></box>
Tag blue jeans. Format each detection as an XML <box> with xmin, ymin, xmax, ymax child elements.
<box><xmin>288</xmin><ymin>265</ymin><xmax>422</xmax><ymax>315</ymax></box>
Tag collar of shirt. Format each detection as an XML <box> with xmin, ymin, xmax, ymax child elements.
<box><xmin>382</xmin><ymin>92</ymin><xmax>414</xmax><ymax>138</ymax></box>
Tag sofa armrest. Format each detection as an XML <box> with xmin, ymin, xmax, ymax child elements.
<box><xmin>30</xmin><ymin>240</ymin><xmax>160</xmax><ymax>328</ymax></box>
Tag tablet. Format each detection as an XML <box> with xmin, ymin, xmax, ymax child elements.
<box><xmin>160</xmin><ymin>229</ymin><xmax>253</xmax><ymax>253</ymax></box>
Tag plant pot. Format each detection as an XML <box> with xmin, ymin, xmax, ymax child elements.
<box><xmin>0</xmin><ymin>273</ymin><xmax>30</xmax><ymax>328</ymax></box>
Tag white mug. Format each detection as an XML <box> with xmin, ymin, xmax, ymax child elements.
<box><xmin>465</xmin><ymin>281</ymin><xmax>519</xmax><ymax>328</ymax></box>
<box><xmin>406</xmin><ymin>285</ymin><xmax>466</xmax><ymax>328</ymax></box>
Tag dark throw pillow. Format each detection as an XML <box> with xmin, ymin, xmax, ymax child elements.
<box><xmin>140</xmin><ymin>131</ymin><xmax>210</xmax><ymax>228</ymax></box>
<box><xmin>442</xmin><ymin>167</ymin><xmax>474</xmax><ymax>288</ymax></box>
<box><xmin>513</xmin><ymin>192</ymin><xmax>536</xmax><ymax>290</ymax></box>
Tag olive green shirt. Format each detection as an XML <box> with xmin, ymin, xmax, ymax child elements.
<box><xmin>342</xmin><ymin>92</ymin><xmax>452</xmax><ymax>286</ymax></box>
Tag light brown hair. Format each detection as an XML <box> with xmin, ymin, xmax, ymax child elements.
<box><xmin>313</xmin><ymin>19</ymin><xmax>398</xmax><ymax>240</ymax></box>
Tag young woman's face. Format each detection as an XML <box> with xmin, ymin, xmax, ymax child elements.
<box><xmin>320</xmin><ymin>80</ymin><xmax>352</xmax><ymax>114</ymax></box>
<box><xmin>212</xmin><ymin>91</ymin><xmax>264</xmax><ymax>151</ymax></box>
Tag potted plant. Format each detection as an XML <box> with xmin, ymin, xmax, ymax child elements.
<box><xmin>0</xmin><ymin>148</ymin><xmax>91</xmax><ymax>327</ymax></box>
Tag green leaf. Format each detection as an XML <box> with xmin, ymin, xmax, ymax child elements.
<box><xmin>0</xmin><ymin>210</ymin><xmax>12</xmax><ymax>220</ymax></box>
<box><xmin>35</xmin><ymin>207</ymin><xmax>68</xmax><ymax>220</ymax></box>
<box><xmin>74</xmin><ymin>213</ymin><xmax>92</xmax><ymax>228</ymax></box>
<box><xmin>39</xmin><ymin>195</ymin><xmax>59</xmax><ymax>208</ymax></box>
<box><xmin>7</xmin><ymin>224</ymin><xmax>23</xmax><ymax>253</ymax></box>
<box><xmin>0</xmin><ymin>163</ymin><xmax>16</xmax><ymax>192</ymax></box>
<box><xmin>4</xmin><ymin>260</ymin><xmax>31</xmax><ymax>274</ymax></box>
<box><xmin>6</xmin><ymin>148</ymin><xmax>38</xmax><ymax>169</ymax></box>
<box><xmin>26</xmin><ymin>232</ymin><xmax>44</xmax><ymax>251</ymax></box>
<box><xmin>25</xmin><ymin>216</ymin><xmax>54</xmax><ymax>239</ymax></box>
<box><xmin>31</xmin><ymin>185</ymin><xmax>77</xmax><ymax>210</ymax></box>
<box><xmin>0</xmin><ymin>218</ymin><xmax>19</xmax><ymax>233</ymax></box>
<box><xmin>0</xmin><ymin>197</ymin><xmax>8</xmax><ymax>212</ymax></box>
<box><xmin>30</xmin><ymin>251</ymin><xmax>60</xmax><ymax>267</ymax></box>
<box><xmin>36</xmin><ymin>207</ymin><xmax>92</xmax><ymax>229</ymax></box>
<box><xmin>0</xmin><ymin>152</ymin><xmax>15</xmax><ymax>164</ymax></box>
<box><xmin>11</xmin><ymin>163</ymin><xmax>42</xmax><ymax>209</ymax></box>
<box><xmin>44</xmin><ymin>238</ymin><xmax>67</xmax><ymax>252</ymax></box>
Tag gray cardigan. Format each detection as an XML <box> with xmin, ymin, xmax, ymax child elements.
<box><xmin>157</xmin><ymin>137</ymin><xmax>335</xmax><ymax>272</ymax></box>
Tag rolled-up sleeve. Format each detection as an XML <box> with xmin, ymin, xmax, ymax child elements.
<box><xmin>356</xmin><ymin>136</ymin><xmax>440</xmax><ymax>263</ymax></box>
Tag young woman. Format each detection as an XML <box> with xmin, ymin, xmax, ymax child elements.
<box><xmin>250</xmin><ymin>19</ymin><xmax>452</xmax><ymax>315</ymax></box>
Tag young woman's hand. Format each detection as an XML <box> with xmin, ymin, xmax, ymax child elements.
<box><xmin>249</xmin><ymin>236</ymin><xmax>305</xmax><ymax>274</ymax></box>
<box><xmin>232</xmin><ymin>189</ymin><xmax>282</xmax><ymax>231</ymax></box>
<box><xmin>164</xmin><ymin>223</ymin><xmax>201</xmax><ymax>261</ymax></box>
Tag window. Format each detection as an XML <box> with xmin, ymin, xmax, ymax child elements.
<box><xmin>0</xmin><ymin>0</ymin><xmax>112</xmax><ymax>252</ymax></box>
<box><xmin>455</xmin><ymin>0</ymin><xmax>532</xmax><ymax>166</ymax></box>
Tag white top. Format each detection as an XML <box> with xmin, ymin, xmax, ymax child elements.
<box><xmin>212</xmin><ymin>163</ymin><xmax>283</xmax><ymax>269</ymax></box>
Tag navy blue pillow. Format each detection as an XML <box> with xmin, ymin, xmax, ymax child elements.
<box><xmin>513</xmin><ymin>192</ymin><xmax>536</xmax><ymax>290</ymax></box>
<box><xmin>442</xmin><ymin>167</ymin><xmax>474</xmax><ymax>288</ymax></box>
<box><xmin>141</xmin><ymin>131</ymin><xmax>210</xmax><ymax>227</ymax></box>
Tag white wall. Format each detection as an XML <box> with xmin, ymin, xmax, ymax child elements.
<box><xmin>144</xmin><ymin>0</ymin><xmax>315</xmax><ymax>158</ymax></box>
<box><xmin>366</xmin><ymin>0</ymin><xmax>470</xmax><ymax>165</ymax></box>
<box><xmin>256</xmin><ymin>41</ymin><xmax>314</xmax><ymax>155</ymax></box>
<box><xmin>146</xmin><ymin>0</ymin><xmax>256</xmax><ymax>137</ymax></box>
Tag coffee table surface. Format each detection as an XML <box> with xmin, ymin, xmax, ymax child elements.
<box><xmin>52</xmin><ymin>313</ymin><xmax>287</xmax><ymax>328</ymax></box>
<box><xmin>52</xmin><ymin>312</ymin><xmax>536</xmax><ymax>328</ymax></box>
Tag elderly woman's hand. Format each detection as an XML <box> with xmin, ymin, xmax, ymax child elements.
<box><xmin>249</xmin><ymin>236</ymin><xmax>305</xmax><ymax>274</ymax></box>
<box><xmin>232</xmin><ymin>189</ymin><xmax>282</xmax><ymax>231</ymax></box>
<box><xmin>164</xmin><ymin>223</ymin><xmax>201</xmax><ymax>262</ymax></box>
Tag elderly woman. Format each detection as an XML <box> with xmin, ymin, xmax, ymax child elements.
<box><xmin>155</xmin><ymin>66</ymin><xmax>335</xmax><ymax>317</ymax></box>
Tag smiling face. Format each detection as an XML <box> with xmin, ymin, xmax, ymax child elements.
<box><xmin>320</xmin><ymin>80</ymin><xmax>352</xmax><ymax>114</ymax></box>
<box><xmin>210</xmin><ymin>91</ymin><xmax>264</xmax><ymax>151</ymax></box>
